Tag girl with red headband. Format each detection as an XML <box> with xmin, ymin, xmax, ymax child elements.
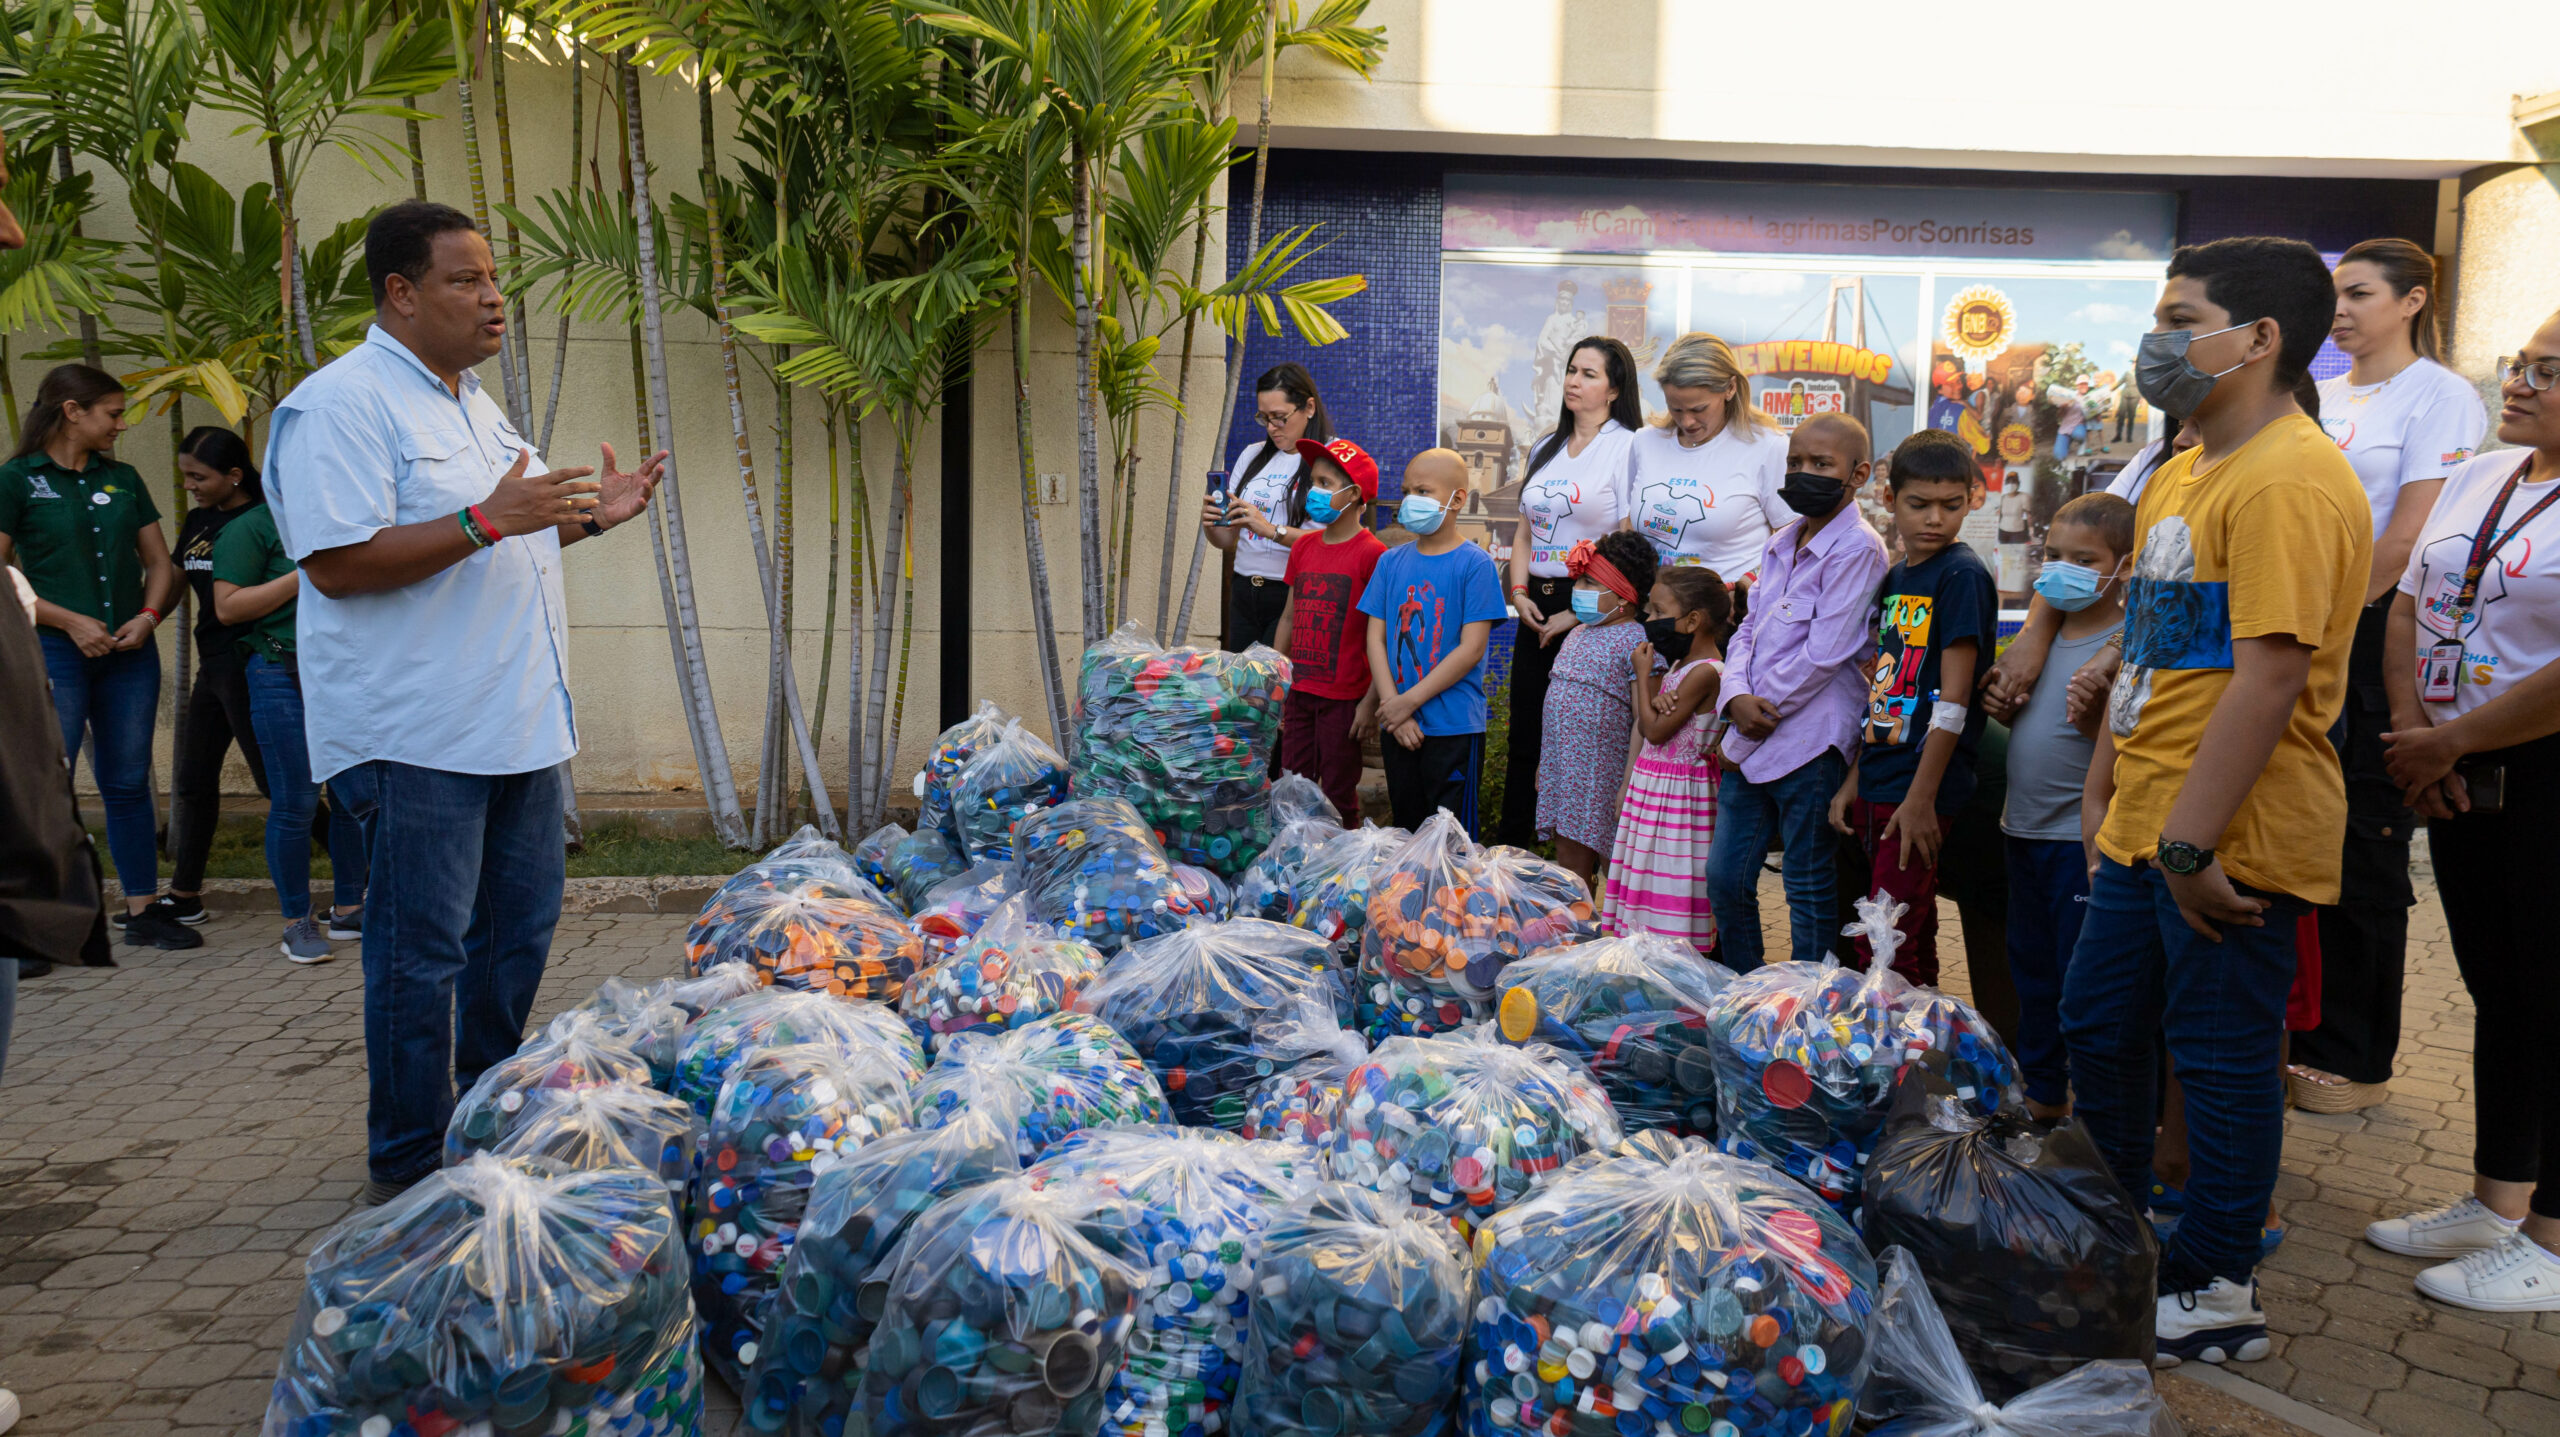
<box><xmin>1536</xmin><ymin>530</ymin><xmax>1659</xmax><ymax>888</ymax></box>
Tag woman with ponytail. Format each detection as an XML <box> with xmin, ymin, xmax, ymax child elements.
<box><xmin>2290</xmin><ymin>238</ymin><xmax>2490</xmax><ymax>1114</ymax></box>
<box><xmin>151</xmin><ymin>426</ymin><xmax>276</xmax><ymax>933</ymax></box>
<box><xmin>1499</xmin><ymin>335</ymin><xmax>1642</xmax><ymax>846</ymax></box>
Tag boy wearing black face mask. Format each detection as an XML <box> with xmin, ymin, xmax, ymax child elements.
<box><xmin>1703</xmin><ymin>413</ymin><xmax>1890</xmax><ymax>970</ymax></box>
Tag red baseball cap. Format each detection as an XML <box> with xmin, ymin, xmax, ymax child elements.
<box><xmin>1295</xmin><ymin>437</ymin><xmax>1379</xmax><ymax>501</ymax></box>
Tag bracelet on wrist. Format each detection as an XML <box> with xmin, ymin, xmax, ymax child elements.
<box><xmin>139</xmin><ymin>606</ymin><xmax>162</xmax><ymax>625</ymax></box>
<box><xmin>457</xmin><ymin>508</ymin><xmax>495</xmax><ymax>549</ymax></box>
<box><xmin>469</xmin><ymin>503</ymin><xmax>504</xmax><ymax>543</ymax></box>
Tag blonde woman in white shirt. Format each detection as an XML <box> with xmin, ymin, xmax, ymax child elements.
<box><xmin>1497</xmin><ymin>335</ymin><xmax>1642</xmax><ymax>846</ymax></box>
<box><xmin>2291</xmin><ymin>238</ymin><xmax>2489</xmax><ymax>1115</ymax></box>
<box><xmin>1628</xmin><ymin>332</ymin><xmax>1789</xmax><ymax>586</ymax></box>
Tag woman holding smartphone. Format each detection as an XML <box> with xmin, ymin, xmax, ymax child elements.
<box><xmin>1199</xmin><ymin>362</ymin><xmax>1333</xmax><ymax>650</ymax></box>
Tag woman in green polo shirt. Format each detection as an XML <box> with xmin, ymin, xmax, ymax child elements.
<box><xmin>0</xmin><ymin>364</ymin><xmax>192</xmax><ymax>950</ymax></box>
<box><xmin>213</xmin><ymin>495</ymin><xmax>370</xmax><ymax>965</ymax></box>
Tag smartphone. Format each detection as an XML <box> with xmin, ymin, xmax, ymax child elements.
<box><xmin>2456</xmin><ymin>760</ymin><xmax>2506</xmax><ymax>814</ymax></box>
<box><xmin>1206</xmin><ymin>468</ymin><xmax>1229</xmax><ymax>496</ymax></box>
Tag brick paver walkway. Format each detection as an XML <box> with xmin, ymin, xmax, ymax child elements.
<box><xmin>0</xmin><ymin>861</ymin><xmax>2548</xmax><ymax>1434</ymax></box>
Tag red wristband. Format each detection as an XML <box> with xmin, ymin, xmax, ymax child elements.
<box><xmin>469</xmin><ymin>503</ymin><xmax>503</xmax><ymax>541</ymax></box>
<box><xmin>140</xmin><ymin>606</ymin><xmax>163</xmax><ymax>624</ymax></box>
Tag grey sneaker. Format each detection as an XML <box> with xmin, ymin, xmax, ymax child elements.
<box><xmin>280</xmin><ymin>916</ymin><xmax>334</xmax><ymax>965</ymax></box>
<box><xmin>327</xmin><ymin>907</ymin><xmax>364</xmax><ymax>941</ymax></box>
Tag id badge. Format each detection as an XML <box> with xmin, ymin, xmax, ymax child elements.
<box><xmin>2421</xmin><ymin>641</ymin><xmax>2463</xmax><ymax>702</ymax></box>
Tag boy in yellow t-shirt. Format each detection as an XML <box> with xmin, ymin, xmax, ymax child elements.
<box><xmin>2063</xmin><ymin>237</ymin><xmax>2370</xmax><ymax>1368</ymax></box>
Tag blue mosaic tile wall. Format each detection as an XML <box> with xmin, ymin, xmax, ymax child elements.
<box><xmin>1221</xmin><ymin>152</ymin><xmax>1444</xmax><ymax>508</ymax></box>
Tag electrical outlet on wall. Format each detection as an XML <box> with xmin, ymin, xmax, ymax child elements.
<box><xmin>1039</xmin><ymin>473</ymin><xmax>1067</xmax><ymax>505</ymax></box>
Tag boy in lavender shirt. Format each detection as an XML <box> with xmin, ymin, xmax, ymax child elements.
<box><xmin>1704</xmin><ymin>414</ymin><xmax>1890</xmax><ymax>969</ymax></box>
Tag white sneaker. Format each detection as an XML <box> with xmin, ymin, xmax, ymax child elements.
<box><xmin>2154</xmin><ymin>1277</ymin><xmax>2270</xmax><ymax>1366</ymax></box>
<box><xmin>2415</xmin><ymin>1230</ymin><xmax>2560</xmax><ymax>1312</ymax></box>
<box><xmin>0</xmin><ymin>1386</ymin><xmax>21</xmax><ymax>1435</ymax></box>
<box><xmin>2367</xmin><ymin>1195</ymin><xmax>2518</xmax><ymax>1258</ymax></box>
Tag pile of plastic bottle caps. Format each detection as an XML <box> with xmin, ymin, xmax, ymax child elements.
<box><xmin>262</xmin><ymin>722</ymin><xmax>2173</xmax><ymax>1437</ymax></box>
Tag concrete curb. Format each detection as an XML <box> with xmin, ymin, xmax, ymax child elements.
<box><xmin>2172</xmin><ymin>1364</ymin><xmax>2378</xmax><ymax>1437</ymax></box>
<box><xmin>107</xmin><ymin>875</ymin><xmax>736</xmax><ymax>916</ymax></box>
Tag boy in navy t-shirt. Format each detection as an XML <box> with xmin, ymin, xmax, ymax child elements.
<box><xmin>1358</xmin><ymin>448</ymin><xmax>1509</xmax><ymax>835</ymax></box>
<box><xmin>1828</xmin><ymin>429</ymin><xmax>1998</xmax><ymax>984</ymax></box>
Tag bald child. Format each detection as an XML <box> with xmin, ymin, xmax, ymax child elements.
<box><xmin>1702</xmin><ymin>412</ymin><xmax>1893</xmax><ymax>968</ymax></box>
<box><xmin>1358</xmin><ymin>447</ymin><xmax>1510</xmax><ymax>835</ymax></box>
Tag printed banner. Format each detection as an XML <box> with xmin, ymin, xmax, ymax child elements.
<box><xmin>1446</xmin><ymin>175</ymin><xmax>2176</xmax><ymax>263</ymax></box>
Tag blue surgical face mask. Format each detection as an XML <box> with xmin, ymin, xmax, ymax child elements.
<box><xmin>1570</xmin><ymin>588</ymin><xmax>1609</xmax><ymax>624</ymax></box>
<box><xmin>1303</xmin><ymin>486</ymin><xmax>1341</xmax><ymax>526</ymax></box>
<box><xmin>1399</xmin><ymin>494</ymin><xmax>1446</xmax><ymax>535</ymax></box>
<box><xmin>2032</xmin><ymin>558</ymin><xmax>2117</xmax><ymax>612</ymax></box>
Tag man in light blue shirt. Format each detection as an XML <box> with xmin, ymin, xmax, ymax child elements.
<box><xmin>266</xmin><ymin>201</ymin><xmax>664</xmax><ymax>1204</ymax></box>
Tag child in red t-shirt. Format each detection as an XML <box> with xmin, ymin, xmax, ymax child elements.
<box><xmin>1275</xmin><ymin>437</ymin><xmax>1388</xmax><ymax>818</ymax></box>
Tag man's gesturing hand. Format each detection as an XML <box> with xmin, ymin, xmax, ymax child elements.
<box><xmin>480</xmin><ymin>448</ymin><xmax>598</xmax><ymax>537</ymax></box>
<box><xmin>590</xmin><ymin>442</ymin><xmax>667</xmax><ymax>532</ymax></box>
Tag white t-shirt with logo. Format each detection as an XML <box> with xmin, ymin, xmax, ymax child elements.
<box><xmin>2317</xmin><ymin>358</ymin><xmax>2487</xmax><ymax>539</ymax></box>
<box><xmin>1515</xmin><ymin>420</ymin><xmax>1637</xmax><ymax>576</ymax></box>
<box><xmin>1228</xmin><ymin>440</ymin><xmax>1302</xmax><ymax>579</ymax></box>
<box><xmin>1626</xmin><ymin>421</ymin><xmax>1790</xmax><ymax>582</ymax></box>
<box><xmin>2399</xmin><ymin>448</ymin><xmax>2560</xmax><ymax>721</ymax></box>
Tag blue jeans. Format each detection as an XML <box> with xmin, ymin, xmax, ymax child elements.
<box><xmin>244</xmin><ymin>655</ymin><xmax>370</xmax><ymax>921</ymax></box>
<box><xmin>2062</xmin><ymin>857</ymin><xmax>2300</xmax><ymax>1290</ymax></box>
<box><xmin>329</xmin><ymin>760</ymin><xmax>566</xmax><ymax>1184</ymax></box>
<box><xmin>2004</xmin><ymin>836</ymin><xmax>2091</xmax><ymax>1108</ymax></box>
<box><xmin>1704</xmin><ymin>749</ymin><xmax>1848</xmax><ymax>971</ymax></box>
<box><xmin>39</xmin><ymin>632</ymin><xmax>161</xmax><ymax>898</ymax></box>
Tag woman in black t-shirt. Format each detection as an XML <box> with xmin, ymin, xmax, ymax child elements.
<box><xmin>144</xmin><ymin>426</ymin><xmax>273</xmax><ymax>929</ymax></box>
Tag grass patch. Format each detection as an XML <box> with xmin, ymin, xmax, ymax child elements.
<box><xmin>103</xmin><ymin>816</ymin><xmax>762</xmax><ymax>885</ymax></box>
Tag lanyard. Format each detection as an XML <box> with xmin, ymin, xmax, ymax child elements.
<box><xmin>2453</xmin><ymin>456</ymin><xmax>2560</xmax><ymax>620</ymax></box>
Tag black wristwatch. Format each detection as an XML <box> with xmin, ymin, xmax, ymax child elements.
<box><xmin>580</xmin><ymin>515</ymin><xmax>606</xmax><ymax>538</ymax></box>
<box><xmin>2156</xmin><ymin>838</ymin><xmax>2213</xmax><ymax>875</ymax></box>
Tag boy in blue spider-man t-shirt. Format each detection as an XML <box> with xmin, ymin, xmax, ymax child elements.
<box><xmin>1358</xmin><ymin>448</ymin><xmax>1508</xmax><ymax>836</ymax></box>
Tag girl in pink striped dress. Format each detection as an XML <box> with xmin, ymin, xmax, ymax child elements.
<box><xmin>1603</xmin><ymin>567</ymin><xmax>1732</xmax><ymax>952</ymax></box>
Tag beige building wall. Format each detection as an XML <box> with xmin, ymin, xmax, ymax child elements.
<box><xmin>41</xmin><ymin>57</ymin><xmax>1231</xmax><ymax>813</ymax></box>
<box><xmin>1271</xmin><ymin>0</ymin><xmax>2560</xmax><ymax>177</ymax></box>
<box><xmin>45</xmin><ymin>17</ymin><xmax>2560</xmax><ymax>818</ymax></box>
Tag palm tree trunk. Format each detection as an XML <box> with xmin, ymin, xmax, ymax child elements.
<box><xmin>1113</xmin><ymin>428</ymin><xmax>1142</xmax><ymax>626</ymax></box>
<box><xmin>1154</xmin><ymin>207</ymin><xmax>1213</xmax><ymax>642</ymax></box>
<box><xmin>812</xmin><ymin>400</ymin><xmax>841</xmax><ymax>762</ymax></box>
<box><xmin>870</xmin><ymin>426</ymin><xmax>919</xmax><ymax>816</ymax></box>
<box><xmin>490</xmin><ymin>36</ymin><xmax>536</xmax><ymax>434</ymax></box>
<box><xmin>455</xmin><ymin>19</ymin><xmax>527</xmax><ymax>424</ymax></box>
<box><xmin>538</xmin><ymin>42</ymin><xmax>584</xmax><ymax>458</ymax></box>
<box><xmin>692</xmin><ymin>73</ymin><xmax>836</xmax><ymax>839</ymax></box>
<box><xmin>883</xmin><ymin>432</ymin><xmax>920</xmax><ymax>814</ymax></box>
<box><xmin>843</xmin><ymin>411</ymin><xmax>873</xmax><ymax>824</ymax></box>
<box><xmin>1070</xmin><ymin>143</ymin><xmax>1105</xmax><ymax>646</ymax></box>
<box><xmin>624</xmin><ymin>57</ymin><xmax>747</xmax><ymax>846</ymax></box>
<box><xmin>1011</xmin><ymin>287</ymin><xmax>1070</xmax><ymax>745</ymax></box>
<box><xmin>772</xmin><ymin>355</ymin><xmax>797</xmax><ymax>814</ymax></box>
<box><xmin>265</xmin><ymin>136</ymin><xmax>318</xmax><ymax>376</ymax></box>
<box><xmin>406</xmin><ymin>107</ymin><xmax>428</xmax><ymax>200</ymax></box>
<box><xmin>1174</xmin><ymin>0</ymin><xmax>1280</xmax><ymax>641</ymax></box>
